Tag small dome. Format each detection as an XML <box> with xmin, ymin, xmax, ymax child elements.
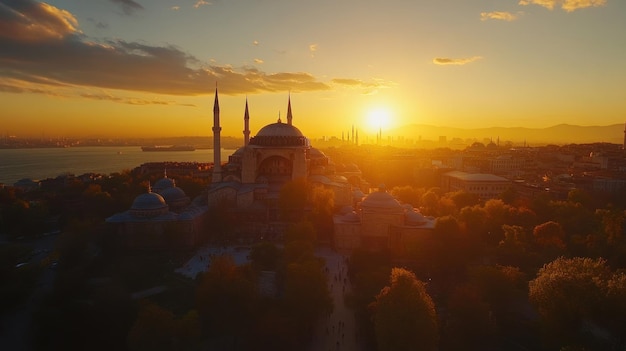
<box><xmin>352</xmin><ymin>188</ymin><xmax>365</xmax><ymax>201</ymax></box>
<box><xmin>153</xmin><ymin>177</ymin><xmax>175</xmax><ymax>192</ymax></box>
<box><xmin>405</xmin><ymin>210</ymin><xmax>427</xmax><ymax>226</ymax></box>
<box><xmin>130</xmin><ymin>192</ymin><xmax>169</xmax><ymax>218</ymax></box>
<box><xmin>256</xmin><ymin>122</ymin><xmax>304</xmax><ymax>137</ymax></box>
<box><xmin>360</xmin><ymin>190</ymin><xmax>402</xmax><ymax>210</ymax></box>
<box><xmin>309</xmin><ymin>148</ymin><xmax>326</xmax><ymax>158</ymax></box>
<box><xmin>309</xmin><ymin>174</ymin><xmax>331</xmax><ymax>185</ymax></box>
<box><xmin>340</xmin><ymin>205</ymin><xmax>354</xmax><ymax>215</ymax></box>
<box><xmin>160</xmin><ymin>186</ymin><xmax>188</xmax><ymax>204</ymax></box>
<box><xmin>131</xmin><ymin>192</ymin><xmax>167</xmax><ymax>211</ymax></box>
<box><xmin>344</xmin><ymin>211</ymin><xmax>361</xmax><ymax>223</ymax></box>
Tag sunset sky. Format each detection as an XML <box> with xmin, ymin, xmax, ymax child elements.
<box><xmin>1</xmin><ymin>0</ymin><xmax>625</xmax><ymax>139</ymax></box>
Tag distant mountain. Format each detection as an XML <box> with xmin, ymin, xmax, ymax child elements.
<box><xmin>386</xmin><ymin>123</ymin><xmax>624</xmax><ymax>145</ymax></box>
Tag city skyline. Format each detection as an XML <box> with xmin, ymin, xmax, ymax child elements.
<box><xmin>1</xmin><ymin>0</ymin><xmax>625</xmax><ymax>139</ymax></box>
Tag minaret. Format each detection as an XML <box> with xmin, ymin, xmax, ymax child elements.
<box><xmin>243</xmin><ymin>97</ymin><xmax>250</xmax><ymax>146</ymax></box>
<box><xmin>212</xmin><ymin>86</ymin><xmax>222</xmax><ymax>183</ymax></box>
<box><xmin>356</xmin><ymin>129</ymin><xmax>359</xmax><ymax>146</ymax></box>
<box><xmin>287</xmin><ymin>93</ymin><xmax>293</xmax><ymax>126</ymax></box>
<box><xmin>352</xmin><ymin>125</ymin><xmax>355</xmax><ymax>145</ymax></box>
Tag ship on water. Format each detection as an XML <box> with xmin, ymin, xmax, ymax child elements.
<box><xmin>141</xmin><ymin>145</ymin><xmax>196</xmax><ymax>152</ymax></box>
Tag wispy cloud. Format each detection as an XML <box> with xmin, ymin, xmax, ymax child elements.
<box><xmin>331</xmin><ymin>78</ymin><xmax>390</xmax><ymax>95</ymax></box>
<box><xmin>253</xmin><ymin>40</ymin><xmax>259</xmax><ymax>46</ymax></box>
<box><xmin>171</xmin><ymin>6</ymin><xmax>180</xmax><ymax>11</ymax></box>
<box><xmin>518</xmin><ymin>0</ymin><xmax>606</xmax><ymax>12</ymax></box>
<box><xmin>0</xmin><ymin>1</ymin><xmax>381</xmax><ymax>99</ymax></box>
<box><xmin>480</xmin><ymin>11</ymin><xmax>520</xmax><ymax>21</ymax></box>
<box><xmin>109</xmin><ymin>0</ymin><xmax>144</xmax><ymax>15</ymax></box>
<box><xmin>253</xmin><ymin>58</ymin><xmax>264</xmax><ymax>64</ymax></box>
<box><xmin>80</xmin><ymin>92</ymin><xmax>195</xmax><ymax>106</ymax></box>
<box><xmin>433</xmin><ymin>56</ymin><xmax>483</xmax><ymax>66</ymax></box>
<box><xmin>194</xmin><ymin>0</ymin><xmax>211</xmax><ymax>9</ymax></box>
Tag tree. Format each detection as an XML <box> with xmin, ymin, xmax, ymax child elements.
<box><xmin>391</xmin><ymin>185</ymin><xmax>424</xmax><ymax>207</ymax></box>
<box><xmin>283</xmin><ymin>258</ymin><xmax>333</xmax><ymax>337</ymax></box>
<box><xmin>249</xmin><ymin>242</ymin><xmax>283</xmax><ymax>271</ymax></box>
<box><xmin>447</xmin><ymin>190</ymin><xmax>480</xmax><ymax>211</ymax></box>
<box><xmin>371</xmin><ymin>268</ymin><xmax>438</xmax><ymax>351</ymax></box>
<box><xmin>308</xmin><ymin>186</ymin><xmax>334</xmax><ymax>242</ymax></box>
<box><xmin>195</xmin><ymin>255</ymin><xmax>257</xmax><ymax>342</ymax></box>
<box><xmin>442</xmin><ymin>284</ymin><xmax>496</xmax><ymax>351</ymax></box>
<box><xmin>279</xmin><ymin>178</ymin><xmax>308</xmax><ymax>221</ymax></box>
<box><xmin>420</xmin><ymin>190</ymin><xmax>440</xmax><ymax>216</ymax></box>
<box><xmin>533</xmin><ymin>221</ymin><xmax>566</xmax><ymax>254</ymax></box>
<box><xmin>127</xmin><ymin>302</ymin><xmax>201</xmax><ymax>351</ymax></box>
<box><xmin>529</xmin><ymin>257</ymin><xmax>611</xmax><ymax>348</ymax></box>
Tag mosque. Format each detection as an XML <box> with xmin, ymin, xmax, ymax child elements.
<box><xmin>106</xmin><ymin>88</ymin><xmax>433</xmax><ymax>252</ymax></box>
<box><xmin>206</xmin><ymin>88</ymin><xmax>359</xmax><ymax>238</ymax></box>
<box><xmin>105</xmin><ymin>173</ymin><xmax>208</xmax><ymax>250</ymax></box>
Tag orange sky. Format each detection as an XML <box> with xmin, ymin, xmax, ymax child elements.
<box><xmin>1</xmin><ymin>0</ymin><xmax>625</xmax><ymax>140</ymax></box>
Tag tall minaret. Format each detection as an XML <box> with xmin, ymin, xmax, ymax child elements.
<box><xmin>286</xmin><ymin>93</ymin><xmax>293</xmax><ymax>126</ymax></box>
<box><xmin>243</xmin><ymin>97</ymin><xmax>250</xmax><ymax>146</ymax></box>
<box><xmin>212</xmin><ymin>86</ymin><xmax>222</xmax><ymax>183</ymax></box>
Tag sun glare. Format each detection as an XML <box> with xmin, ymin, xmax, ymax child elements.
<box><xmin>367</xmin><ymin>108</ymin><xmax>392</xmax><ymax>131</ymax></box>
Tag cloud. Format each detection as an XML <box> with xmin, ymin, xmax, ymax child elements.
<box><xmin>171</xmin><ymin>6</ymin><xmax>180</xmax><ymax>11</ymax></box>
<box><xmin>194</xmin><ymin>0</ymin><xmax>211</xmax><ymax>9</ymax></box>
<box><xmin>253</xmin><ymin>40</ymin><xmax>259</xmax><ymax>46</ymax></box>
<box><xmin>480</xmin><ymin>11</ymin><xmax>519</xmax><ymax>21</ymax></box>
<box><xmin>253</xmin><ymin>58</ymin><xmax>264</xmax><ymax>64</ymax></box>
<box><xmin>80</xmin><ymin>92</ymin><xmax>195</xmax><ymax>106</ymax></box>
<box><xmin>331</xmin><ymin>78</ymin><xmax>379</xmax><ymax>88</ymax></box>
<box><xmin>0</xmin><ymin>1</ymin><xmax>380</xmax><ymax>99</ymax></box>
<box><xmin>518</xmin><ymin>0</ymin><xmax>606</xmax><ymax>12</ymax></box>
<box><xmin>108</xmin><ymin>0</ymin><xmax>144</xmax><ymax>15</ymax></box>
<box><xmin>433</xmin><ymin>56</ymin><xmax>483</xmax><ymax>66</ymax></box>
<box><xmin>331</xmin><ymin>78</ymin><xmax>391</xmax><ymax>95</ymax></box>
<box><xmin>0</xmin><ymin>0</ymin><xmax>79</xmax><ymax>42</ymax></box>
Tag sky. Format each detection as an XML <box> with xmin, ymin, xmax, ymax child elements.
<box><xmin>1</xmin><ymin>0</ymin><xmax>625</xmax><ymax>139</ymax></box>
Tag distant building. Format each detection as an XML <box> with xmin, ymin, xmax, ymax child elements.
<box><xmin>333</xmin><ymin>187</ymin><xmax>435</xmax><ymax>256</ymax></box>
<box><xmin>441</xmin><ymin>171</ymin><xmax>510</xmax><ymax>200</ymax></box>
<box><xmin>105</xmin><ymin>174</ymin><xmax>208</xmax><ymax>250</ymax></box>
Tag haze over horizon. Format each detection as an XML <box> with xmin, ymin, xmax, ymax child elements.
<box><xmin>1</xmin><ymin>0</ymin><xmax>625</xmax><ymax>140</ymax></box>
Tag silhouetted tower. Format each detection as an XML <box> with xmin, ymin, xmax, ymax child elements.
<box><xmin>352</xmin><ymin>125</ymin><xmax>355</xmax><ymax>145</ymax></box>
<box><xmin>356</xmin><ymin>129</ymin><xmax>359</xmax><ymax>146</ymax></box>
<box><xmin>287</xmin><ymin>93</ymin><xmax>293</xmax><ymax>126</ymax></box>
<box><xmin>243</xmin><ymin>97</ymin><xmax>250</xmax><ymax>146</ymax></box>
<box><xmin>212</xmin><ymin>86</ymin><xmax>222</xmax><ymax>183</ymax></box>
<box><xmin>342</xmin><ymin>131</ymin><xmax>344</xmax><ymax>142</ymax></box>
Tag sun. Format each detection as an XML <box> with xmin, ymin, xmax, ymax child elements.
<box><xmin>367</xmin><ymin>108</ymin><xmax>392</xmax><ymax>131</ymax></box>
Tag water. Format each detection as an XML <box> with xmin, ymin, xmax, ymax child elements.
<box><xmin>0</xmin><ymin>146</ymin><xmax>234</xmax><ymax>185</ymax></box>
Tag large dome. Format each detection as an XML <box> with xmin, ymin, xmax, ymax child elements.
<box><xmin>256</xmin><ymin>122</ymin><xmax>304</xmax><ymax>137</ymax></box>
<box><xmin>250</xmin><ymin>121</ymin><xmax>310</xmax><ymax>147</ymax></box>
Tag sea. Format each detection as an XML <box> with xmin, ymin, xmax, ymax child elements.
<box><xmin>0</xmin><ymin>146</ymin><xmax>235</xmax><ymax>185</ymax></box>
